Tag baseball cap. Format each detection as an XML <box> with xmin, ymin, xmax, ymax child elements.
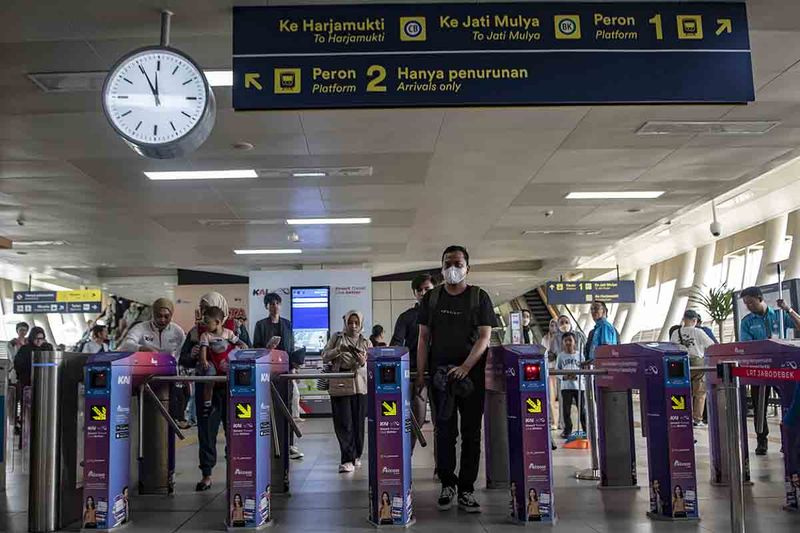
<box><xmin>683</xmin><ymin>309</ymin><xmax>701</xmax><ymax>321</ymax></box>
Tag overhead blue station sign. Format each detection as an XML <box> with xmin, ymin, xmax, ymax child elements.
<box><xmin>546</xmin><ymin>280</ymin><xmax>636</xmax><ymax>304</ymax></box>
<box><xmin>232</xmin><ymin>2</ymin><xmax>753</xmax><ymax>110</ymax></box>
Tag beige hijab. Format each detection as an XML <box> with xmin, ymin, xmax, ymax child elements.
<box><xmin>343</xmin><ymin>310</ymin><xmax>364</xmax><ymax>338</ymax></box>
<box><xmin>200</xmin><ymin>291</ymin><xmax>229</xmax><ymax>319</ymax></box>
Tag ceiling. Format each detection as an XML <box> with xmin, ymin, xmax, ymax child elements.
<box><xmin>2</xmin><ymin>0</ymin><xmax>800</xmax><ymax>304</ymax></box>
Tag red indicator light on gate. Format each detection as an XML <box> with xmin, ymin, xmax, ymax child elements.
<box><xmin>523</xmin><ymin>363</ymin><xmax>541</xmax><ymax>382</ymax></box>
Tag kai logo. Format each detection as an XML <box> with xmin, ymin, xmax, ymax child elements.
<box><xmin>645</xmin><ymin>365</ymin><xmax>659</xmax><ymax>376</ymax></box>
<box><xmin>260</xmin><ymin>373</ymin><xmax>269</xmax><ymax>383</ymax></box>
<box><xmin>400</xmin><ymin>16</ymin><xmax>427</xmax><ymax>41</ymax></box>
<box><xmin>117</xmin><ymin>375</ymin><xmax>131</xmax><ymax>385</ymax></box>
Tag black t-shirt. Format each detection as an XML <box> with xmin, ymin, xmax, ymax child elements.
<box><xmin>417</xmin><ymin>285</ymin><xmax>496</xmax><ymax>368</ymax></box>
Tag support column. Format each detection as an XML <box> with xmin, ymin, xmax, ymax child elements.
<box><xmin>620</xmin><ymin>266</ymin><xmax>651</xmax><ymax>343</ymax></box>
<box><xmin>657</xmin><ymin>250</ymin><xmax>696</xmax><ymax>340</ymax></box>
<box><xmin>785</xmin><ymin>210</ymin><xmax>800</xmax><ymax>281</ymax></box>
<box><xmin>756</xmin><ymin>214</ymin><xmax>789</xmax><ymax>286</ymax></box>
<box><xmin>612</xmin><ymin>273</ymin><xmax>636</xmax><ymax>335</ymax></box>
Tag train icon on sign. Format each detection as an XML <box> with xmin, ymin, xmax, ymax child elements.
<box><xmin>400</xmin><ymin>16</ymin><xmax>427</xmax><ymax>41</ymax></box>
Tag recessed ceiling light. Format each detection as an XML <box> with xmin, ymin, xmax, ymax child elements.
<box><xmin>233</xmin><ymin>249</ymin><xmax>302</xmax><ymax>255</ymax></box>
<box><xmin>145</xmin><ymin>170</ymin><xmax>258</xmax><ymax>180</ymax></box>
<box><xmin>203</xmin><ymin>70</ymin><xmax>233</xmax><ymax>87</ymax></box>
<box><xmin>522</xmin><ymin>229</ymin><xmax>601</xmax><ymax>236</ymax></box>
<box><xmin>292</xmin><ymin>171</ymin><xmax>327</xmax><ymax>177</ymax></box>
<box><xmin>286</xmin><ymin>217</ymin><xmax>372</xmax><ymax>225</ymax></box>
<box><xmin>566</xmin><ymin>191</ymin><xmax>664</xmax><ymax>199</ymax></box>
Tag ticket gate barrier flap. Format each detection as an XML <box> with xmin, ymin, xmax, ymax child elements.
<box><xmin>265</xmin><ymin>350</ymin><xmax>290</xmax><ymax>496</ymax></box>
<box><xmin>594</xmin><ymin>343</ymin><xmax>699</xmax><ymax>520</ymax></box>
<box><xmin>367</xmin><ymin>346</ymin><xmax>414</xmax><ymax>527</ymax></box>
<box><xmin>706</xmin><ymin>339</ymin><xmax>800</xmax><ymax>511</ymax></box>
<box><xmin>227</xmin><ymin>349</ymin><xmax>281</xmax><ymax>530</ymax></box>
<box><xmin>29</xmin><ymin>351</ymin><xmax>89</xmax><ymax>533</ymax></box>
<box><xmin>502</xmin><ymin>347</ymin><xmax>555</xmax><ymax>524</ymax></box>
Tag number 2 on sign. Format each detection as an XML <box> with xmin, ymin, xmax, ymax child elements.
<box><xmin>367</xmin><ymin>65</ymin><xmax>387</xmax><ymax>92</ymax></box>
<box><xmin>649</xmin><ymin>14</ymin><xmax>663</xmax><ymax>40</ymax></box>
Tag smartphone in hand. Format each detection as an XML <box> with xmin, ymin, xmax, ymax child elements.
<box><xmin>267</xmin><ymin>336</ymin><xmax>281</xmax><ymax>349</ymax></box>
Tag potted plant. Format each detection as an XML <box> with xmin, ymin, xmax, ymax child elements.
<box><xmin>688</xmin><ymin>284</ymin><xmax>735</xmax><ymax>342</ymax></box>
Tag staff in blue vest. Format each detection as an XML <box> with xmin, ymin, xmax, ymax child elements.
<box><xmin>585</xmin><ymin>301</ymin><xmax>619</xmax><ymax>362</ymax></box>
<box><xmin>739</xmin><ymin>286</ymin><xmax>800</xmax><ymax>455</ymax></box>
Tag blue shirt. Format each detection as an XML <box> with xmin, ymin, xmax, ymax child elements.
<box><xmin>587</xmin><ymin>317</ymin><xmax>619</xmax><ymax>361</ymax></box>
<box><xmin>739</xmin><ymin>307</ymin><xmax>792</xmax><ymax>341</ymax></box>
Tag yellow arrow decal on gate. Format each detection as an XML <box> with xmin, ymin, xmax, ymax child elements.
<box><xmin>236</xmin><ymin>402</ymin><xmax>252</xmax><ymax>419</ymax></box>
<box><xmin>671</xmin><ymin>395</ymin><xmax>686</xmax><ymax>411</ymax></box>
<box><xmin>382</xmin><ymin>401</ymin><xmax>397</xmax><ymax>416</ymax></box>
<box><xmin>526</xmin><ymin>398</ymin><xmax>542</xmax><ymax>414</ymax></box>
<box><xmin>244</xmin><ymin>73</ymin><xmax>262</xmax><ymax>90</ymax></box>
<box><xmin>91</xmin><ymin>405</ymin><xmax>107</xmax><ymax>421</ymax></box>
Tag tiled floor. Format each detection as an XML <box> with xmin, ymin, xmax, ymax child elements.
<box><xmin>2</xmin><ymin>410</ymin><xmax>798</xmax><ymax>532</ymax></box>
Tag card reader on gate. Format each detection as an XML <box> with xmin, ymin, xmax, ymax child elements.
<box><xmin>523</xmin><ymin>362</ymin><xmax>542</xmax><ymax>382</ymax></box>
<box><xmin>89</xmin><ymin>369</ymin><xmax>109</xmax><ymax>390</ymax></box>
<box><xmin>668</xmin><ymin>360</ymin><xmax>685</xmax><ymax>379</ymax></box>
<box><xmin>380</xmin><ymin>365</ymin><xmax>397</xmax><ymax>385</ymax></box>
<box><xmin>235</xmin><ymin>368</ymin><xmax>252</xmax><ymax>387</ymax></box>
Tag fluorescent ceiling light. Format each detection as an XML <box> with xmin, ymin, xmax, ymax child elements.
<box><xmin>233</xmin><ymin>249</ymin><xmax>302</xmax><ymax>255</ymax></box>
<box><xmin>286</xmin><ymin>218</ymin><xmax>372</xmax><ymax>225</ymax></box>
<box><xmin>566</xmin><ymin>191</ymin><xmax>664</xmax><ymax>199</ymax></box>
<box><xmin>292</xmin><ymin>171</ymin><xmax>327</xmax><ymax>177</ymax></box>
<box><xmin>203</xmin><ymin>70</ymin><xmax>233</xmax><ymax>87</ymax></box>
<box><xmin>13</xmin><ymin>240</ymin><xmax>70</xmax><ymax>247</ymax></box>
<box><xmin>145</xmin><ymin>170</ymin><xmax>258</xmax><ymax>181</ymax></box>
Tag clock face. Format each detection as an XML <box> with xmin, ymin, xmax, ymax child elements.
<box><xmin>103</xmin><ymin>48</ymin><xmax>208</xmax><ymax>146</ymax></box>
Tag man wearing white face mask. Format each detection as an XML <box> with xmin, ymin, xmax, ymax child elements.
<box><xmin>417</xmin><ymin>245</ymin><xmax>497</xmax><ymax>514</ymax></box>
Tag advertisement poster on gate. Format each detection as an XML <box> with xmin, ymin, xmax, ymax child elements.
<box><xmin>520</xmin><ymin>390</ymin><xmax>553</xmax><ymax>522</ymax></box>
<box><xmin>666</xmin><ymin>394</ymin><xmax>698</xmax><ymax>518</ymax></box>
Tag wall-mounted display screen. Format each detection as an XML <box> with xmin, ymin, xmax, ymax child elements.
<box><xmin>291</xmin><ymin>286</ymin><xmax>330</xmax><ymax>355</ymax></box>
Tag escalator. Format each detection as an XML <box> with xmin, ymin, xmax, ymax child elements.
<box><xmin>523</xmin><ymin>287</ymin><xmax>556</xmax><ymax>342</ymax></box>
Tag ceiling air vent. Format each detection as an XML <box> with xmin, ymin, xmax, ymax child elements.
<box><xmin>28</xmin><ymin>71</ymin><xmax>106</xmax><ymax>92</ymax></box>
<box><xmin>637</xmin><ymin>121</ymin><xmax>779</xmax><ymax>136</ymax></box>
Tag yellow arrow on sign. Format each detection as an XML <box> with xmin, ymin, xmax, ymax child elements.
<box><xmin>244</xmin><ymin>73</ymin><xmax>263</xmax><ymax>91</ymax></box>
<box><xmin>382</xmin><ymin>401</ymin><xmax>397</xmax><ymax>416</ymax></box>
<box><xmin>236</xmin><ymin>403</ymin><xmax>252</xmax><ymax>419</ymax></box>
<box><xmin>91</xmin><ymin>405</ymin><xmax>107</xmax><ymax>421</ymax></box>
<box><xmin>716</xmin><ymin>18</ymin><xmax>732</xmax><ymax>36</ymax></box>
<box><xmin>526</xmin><ymin>398</ymin><xmax>542</xmax><ymax>414</ymax></box>
<box><xmin>671</xmin><ymin>395</ymin><xmax>686</xmax><ymax>410</ymax></box>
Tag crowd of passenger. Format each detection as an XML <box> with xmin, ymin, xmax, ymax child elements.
<box><xmin>5</xmin><ymin>249</ymin><xmax>799</xmax><ymax>513</ymax></box>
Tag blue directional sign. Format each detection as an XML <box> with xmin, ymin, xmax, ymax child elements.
<box><xmin>546</xmin><ymin>280</ymin><xmax>636</xmax><ymax>304</ymax></box>
<box><xmin>233</xmin><ymin>2</ymin><xmax>753</xmax><ymax>110</ymax></box>
<box><xmin>14</xmin><ymin>290</ymin><xmax>102</xmax><ymax>314</ymax></box>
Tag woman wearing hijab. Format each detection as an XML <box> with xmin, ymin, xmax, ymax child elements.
<box><xmin>322</xmin><ymin>310</ymin><xmax>371</xmax><ymax>473</ymax></box>
<box><xmin>180</xmin><ymin>292</ymin><xmax>236</xmax><ymax>491</ymax></box>
<box><xmin>13</xmin><ymin>327</ymin><xmax>54</xmax><ymax>389</ymax></box>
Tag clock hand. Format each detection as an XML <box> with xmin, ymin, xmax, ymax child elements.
<box><xmin>138</xmin><ymin>64</ymin><xmax>158</xmax><ymax>106</ymax></box>
<box><xmin>154</xmin><ymin>69</ymin><xmax>161</xmax><ymax>107</ymax></box>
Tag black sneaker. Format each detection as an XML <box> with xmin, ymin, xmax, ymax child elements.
<box><xmin>755</xmin><ymin>438</ymin><xmax>768</xmax><ymax>456</ymax></box>
<box><xmin>437</xmin><ymin>486</ymin><xmax>456</xmax><ymax>510</ymax></box>
<box><xmin>458</xmin><ymin>491</ymin><xmax>481</xmax><ymax>513</ymax></box>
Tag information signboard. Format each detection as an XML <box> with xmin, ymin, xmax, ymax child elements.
<box><xmin>233</xmin><ymin>2</ymin><xmax>753</xmax><ymax>109</ymax></box>
<box><xmin>546</xmin><ymin>280</ymin><xmax>635</xmax><ymax>304</ymax></box>
<box><xmin>14</xmin><ymin>289</ymin><xmax>102</xmax><ymax>314</ymax></box>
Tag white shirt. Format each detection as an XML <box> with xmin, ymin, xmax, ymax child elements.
<box><xmin>556</xmin><ymin>351</ymin><xmax>584</xmax><ymax>391</ymax></box>
<box><xmin>82</xmin><ymin>340</ymin><xmax>109</xmax><ymax>354</ymax></box>
<box><xmin>119</xmin><ymin>321</ymin><xmax>186</xmax><ymax>356</ymax></box>
<box><xmin>670</xmin><ymin>326</ymin><xmax>714</xmax><ymax>359</ymax></box>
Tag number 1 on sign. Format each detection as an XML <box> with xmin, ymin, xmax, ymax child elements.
<box><xmin>649</xmin><ymin>14</ymin><xmax>663</xmax><ymax>40</ymax></box>
<box><xmin>367</xmin><ymin>65</ymin><xmax>387</xmax><ymax>92</ymax></box>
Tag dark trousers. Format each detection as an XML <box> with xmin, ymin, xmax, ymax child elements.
<box><xmin>330</xmin><ymin>394</ymin><xmax>367</xmax><ymax>464</ymax></box>
<box><xmin>196</xmin><ymin>384</ymin><xmax>227</xmax><ymax>477</ymax></box>
<box><xmin>433</xmin><ymin>372</ymin><xmax>485</xmax><ymax>494</ymax></box>
<box><xmin>561</xmin><ymin>389</ymin><xmax>586</xmax><ymax>434</ymax></box>
<box><xmin>751</xmin><ymin>385</ymin><xmax>770</xmax><ymax>440</ymax></box>
<box><xmin>169</xmin><ymin>384</ymin><xmax>189</xmax><ymax>422</ymax></box>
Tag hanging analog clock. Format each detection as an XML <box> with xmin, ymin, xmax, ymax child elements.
<box><xmin>102</xmin><ymin>46</ymin><xmax>215</xmax><ymax>159</ymax></box>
